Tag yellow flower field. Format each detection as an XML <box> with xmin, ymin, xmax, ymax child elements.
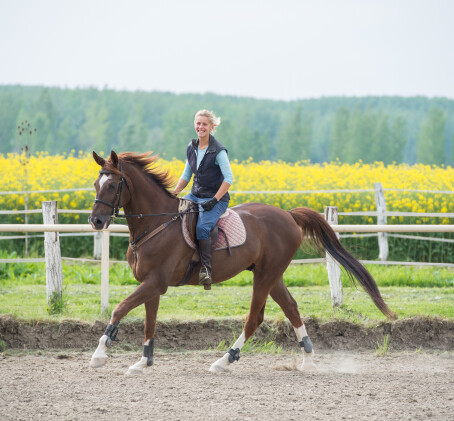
<box><xmin>1</xmin><ymin>153</ymin><xmax>453</xmax><ymax>224</ymax></box>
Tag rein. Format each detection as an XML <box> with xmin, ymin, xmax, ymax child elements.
<box><xmin>93</xmin><ymin>161</ymin><xmax>200</xmax><ymax>221</ymax></box>
<box><xmin>92</xmin><ymin>161</ymin><xmax>200</xmax><ymax>264</ymax></box>
<box><xmin>114</xmin><ymin>210</ymin><xmax>199</xmax><ymax>219</ymax></box>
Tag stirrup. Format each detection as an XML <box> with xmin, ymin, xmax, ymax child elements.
<box><xmin>199</xmin><ymin>266</ymin><xmax>212</xmax><ymax>290</ymax></box>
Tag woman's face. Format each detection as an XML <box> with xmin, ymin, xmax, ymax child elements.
<box><xmin>194</xmin><ymin>116</ymin><xmax>214</xmax><ymax>139</ymax></box>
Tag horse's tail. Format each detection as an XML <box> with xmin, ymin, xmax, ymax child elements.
<box><xmin>289</xmin><ymin>207</ymin><xmax>396</xmax><ymax>320</ymax></box>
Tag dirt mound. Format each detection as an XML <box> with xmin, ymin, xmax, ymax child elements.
<box><xmin>1</xmin><ymin>315</ymin><xmax>453</xmax><ymax>351</ymax></box>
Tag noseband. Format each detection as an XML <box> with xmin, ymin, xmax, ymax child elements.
<box><xmin>93</xmin><ymin>162</ymin><xmax>131</xmax><ymax>218</ymax></box>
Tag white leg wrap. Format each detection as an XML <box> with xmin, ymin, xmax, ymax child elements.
<box><xmin>294</xmin><ymin>323</ymin><xmax>317</xmax><ymax>372</ymax></box>
<box><xmin>209</xmin><ymin>332</ymin><xmax>246</xmax><ymax>373</ymax></box>
<box><xmin>89</xmin><ymin>335</ymin><xmax>109</xmax><ymax>368</ymax></box>
<box><xmin>209</xmin><ymin>353</ymin><xmax>231</xmax><ymax>373</ymax></box>
<box><xmin>126</xmin><ymin>356</ymin><xmax>149</xmax><ymax>375</ymax></box>
<box><xmin>293</xmin><ymin>324</ymin><xmax>308</xmax><ymax>342</ymax></box>
<box><xmin>126</xmin><ymin>339</ymin><xmax>152</xmax><ymax>375</ymax></box>
<box><xmin>232</xmin><ymin>332</ymin><xmax>246</xmax><ymax>350</ymax></box>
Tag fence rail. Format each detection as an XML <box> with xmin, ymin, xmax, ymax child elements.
<box><xmin>3</xmin><ymin>209</ymin><xmax>454</xmax><ymax>218</ymax></box>
<box><xmin>2</xmin><ymin>187</ymin><xmax>454</xmax><ymax>195</ymax></box>
<box><xmin>2</xmin><ymin>223</ymin><xmax>454</xmax><ymax>234</ymax></box>
<box><xmin>2</xmin><ymin>221</ymin><xmax>454</xmax><ymax>314</ymax></box>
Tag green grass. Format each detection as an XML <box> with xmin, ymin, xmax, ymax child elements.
<box><xmin>1</xmin><ymin>283</ymin><xmax>453</xmax><ymax>323</ymax></box>
<box><xmin>2</xmin><ymin>257</ymin><xmax>454</xmax><ymax>288</ymax></box>
<box><xmin>375</xmin><ymin>334</ymin><xmax>391</xmax><ymax>356</ymax></box>
<box><xmin>1</xmin><ymin>259</ymin><xmax>453</xmax><ymax>323</ymax></box>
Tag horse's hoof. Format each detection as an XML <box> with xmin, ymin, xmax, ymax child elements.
<box><xmin>298</xmin><ymin>360</ymin><xmax>317</xmax><ymax>372</ymax></box>
<box><xmin>89</xmin><ymin>356</ymin><xmax>107</xmax><ymax>368</ymax></box>
<box><xmin>209</xmin><ymin>363</ymin><xmax>230</xmax><ymax>373</ymax></box>
<box><xmin>126</xmin><ymin>367</ymin><xmax>145</xmax><ymax>375</ymax></box>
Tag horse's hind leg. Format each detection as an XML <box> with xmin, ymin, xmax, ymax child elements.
<box><xmin>126</xmin><ymin>295</ymin><xmax>160</xmax><ymax>375</ymax></box>
<box><xmin>209</xmin><ymin>277</ymin><xmax>270</xmax><ymax>373</ymax></box>
<box><xmin>270</xmin><ymin>278</ymin><xmax>316</xmax><ymax>371</ymax></box>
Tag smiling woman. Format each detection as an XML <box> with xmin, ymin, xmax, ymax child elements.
<box><xmin>172</xmin><ymin>109</ymin><xmax>234</xmax><ymax>288</ymax></box>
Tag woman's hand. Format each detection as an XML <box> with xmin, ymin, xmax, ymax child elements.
<box><xmin>201</xmin><ymin>197</ymin><xmax>218</xmax><ymax>211</ymax></box>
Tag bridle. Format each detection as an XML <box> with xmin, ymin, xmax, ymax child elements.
<box><xmin>90</xmin><ymin>159</ymin><xmax>200</xmax><ymax>261</ymax></box>
<box><xmin>91</xmin><ymin>160</ymin><xmax>199</xmax><ymax>221</ymax></box>
<box><xmin>93</xmin><ymin>161</ymin><xmax>131</xmax><ymax>218</ymax></box>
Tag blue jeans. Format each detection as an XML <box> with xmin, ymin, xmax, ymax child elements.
<box><xmin>184</xmin><ymin>193</ymin><xmax>229</xmax><ymax>240</ymax></box>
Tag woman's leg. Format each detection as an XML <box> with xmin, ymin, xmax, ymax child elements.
<box><xmin>197</xmin><ymin>200</ymin><xmax>229</xmax><ymax>287</ymax></box>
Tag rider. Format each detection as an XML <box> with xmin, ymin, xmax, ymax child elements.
<box><xmin>172</xmin><ymin>110</ymin><xmax>233</xmax><ymax>287</ymax></box>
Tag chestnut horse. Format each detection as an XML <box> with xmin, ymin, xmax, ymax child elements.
<box><xmin>89</xmin><ymin>151</ymin><xmax>394</xmax><ymax>374</ymax></box>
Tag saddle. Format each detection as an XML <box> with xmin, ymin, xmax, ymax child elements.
<box><xmin>176</xmin><ymin>199</ymin><xmax>247</xmax><ymax>287</ymax></box>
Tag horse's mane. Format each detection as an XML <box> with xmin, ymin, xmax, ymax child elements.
<box><xmin>105</xmin><ymin>152</ymin><xmax>175</xmax><ymax>197</ymax></box>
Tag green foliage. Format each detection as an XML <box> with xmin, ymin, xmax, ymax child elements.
<box><xmin>2</xmin><ymin>85</ymin><xmax>454</xmax><ymax>165</ymax></box>
<box><xmin>375</xmin><ymin>334</ymin><xmax>390</xmax><ymax>356</ymax></box>
<box><xmin>0</xmin><ymin>339</ymin><xmax>6</xmax><ymax>352</ymax></box>
<box><xmin>276</xmin><ymin>105</ymin><xmax>312</xmax><ymax>162</ymax></box>
<box><xmin>417</xmin><ymin>108</ymin><xmax>447</xmax><ymax>165</ymax></box>
<box><xmin>47</xmin><ymin>290</ymin><xmax>65</xmax><ymax>315</ymax></box>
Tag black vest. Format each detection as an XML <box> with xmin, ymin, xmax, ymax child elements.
<box><xmin>187</xmin><ymin>135</ymin><xmax>230</xmax><ymax>202</ymax></box>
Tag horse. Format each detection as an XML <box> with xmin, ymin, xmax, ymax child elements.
<box><xmin>88</xmin><ymin>151</ymin><xmax>395</xmax><ymax>374</ymax></box>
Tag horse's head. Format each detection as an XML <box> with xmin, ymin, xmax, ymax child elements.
<box><xmin>89</xmin><ymin>151</ymin><xmax>131</xmax><ymax>230</ymax></box>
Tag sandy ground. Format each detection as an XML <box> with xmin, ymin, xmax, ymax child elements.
<box><xmin>1</xmin><ymin>349</ymin><xmax>453</xmax><ymax>421</ymax></box>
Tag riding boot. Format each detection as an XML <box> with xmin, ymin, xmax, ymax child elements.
<box><xmin>198</xmin><ymin>238</ymin><xmax>213</xmax><ymax>290</ymax></box>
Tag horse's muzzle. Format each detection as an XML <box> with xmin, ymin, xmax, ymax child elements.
<box><xmin>89</xmin><ymin>214</ymin><xmax>111</xmax><ymax>230</ymax></box>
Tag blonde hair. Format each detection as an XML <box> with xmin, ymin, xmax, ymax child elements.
<box><xmin>194</xmin><ymin>109</ymin><xmax>221</xmax><ymax>133</ymax></box>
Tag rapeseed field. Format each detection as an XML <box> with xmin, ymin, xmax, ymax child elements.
<box><xmin>1</xmin><ymin>152</ymin><xmax>453</xmax><ymax>225</ymax></box>
<box><xmin>0</xmin><ymin>153</ymin><xmax>454</xmax><ymax>261</ymax></box>
<box><xmin>0</xmin><ymin>152</ymin><xmax>454</xmax><ymax>223</ymax></box>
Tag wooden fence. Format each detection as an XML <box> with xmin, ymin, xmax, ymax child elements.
<box><xmin>2</xmin><ymin>182</ymin><xmax>454</xmax><ymax>260</ymax></box>
<box><xmin>1</xmin><ymin>200</ymin><xmax>454</xmax><ymax>314</ymax></box>
<box><xmin>1</xmin><ymin>183</ymin><xmax>454</xmax><ymax>314</ymax></box>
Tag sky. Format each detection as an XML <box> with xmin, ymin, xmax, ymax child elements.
<box><xmin>0</xmin><ymin>0</ymin><xmax>453</xmax><ymax>101</ymax></box>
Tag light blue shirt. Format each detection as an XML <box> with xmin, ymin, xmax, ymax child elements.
<box><xmin>181</xmin><ymin>148</ymin><xmax>233</xmax><ymax>185</ymax></box>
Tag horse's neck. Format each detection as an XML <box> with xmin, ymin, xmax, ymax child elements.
<box><xmin>124</xmin><ymin>170</ymin><xmax>178</xmax><ymax>234</ymax></box>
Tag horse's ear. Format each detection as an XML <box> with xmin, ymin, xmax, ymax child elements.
<box><xmin>93</xmin><ymin>151</ymin><xmax>105</xmax><ymax>167</ymax></box>
<box><xmin>110</xmin><ymin>151</ymin><xmax>119</xmax><ymax>168</ymax></box>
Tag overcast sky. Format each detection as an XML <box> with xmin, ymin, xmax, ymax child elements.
<box><xmin>0</xmin><ymin>0</ymin><xmax>453</xmax><ymax>101</ymax></box>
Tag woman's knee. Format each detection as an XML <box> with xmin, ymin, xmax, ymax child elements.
<box><xmin>196</xmin><ymin>227</ymin><xmax>210</xmax><ymax>240</ymax></box>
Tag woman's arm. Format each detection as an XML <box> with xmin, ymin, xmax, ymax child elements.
<box><xmin>214</xmin><ymin>181</ymin><xmax>231</xmax><ymax>201</ymax></box>
<box><xmin>213</xmin><ymin>150</ymin><xmax>233</xmax><ymax>200</ymax></box>
<box><xmin>172</xmin><ymin>160</ymin><xmax>192</xmax><ymax>196</ymax></box>
<box><xmin>172</xmin><ymin>178</ymin><xmax>189</xmax><ymax>196</ymax></box>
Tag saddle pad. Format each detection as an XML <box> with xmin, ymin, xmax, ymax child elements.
<box><xmin>182</xmin><ymin>208</ymin><xmax>247</xmax><ymax>251</ymax></box>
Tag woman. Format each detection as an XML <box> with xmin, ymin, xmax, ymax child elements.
<box><xmin>173</xmin><ymin>110</ymin><xmax>233</xmax><ymax>287</ymax></box>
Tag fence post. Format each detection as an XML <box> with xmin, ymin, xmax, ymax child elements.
<box><xmin>101</xmin><ymin>230</ymin><xmax>110</xmax><ymax>315</ymax></box>
<box><xmin>42</xmin><ymin>201</ymin><xmax>63</xmax><ymax>308</ymax></box>
<box><xmin>374</xmin><ymin>182</ymin><xmax>389</xmax><ymax>261</ymax></box>
<box><xmin>324</xmin><ymin>206</ymin><xmax>343</xmax><ymax>308</ymax></box>
<box><xmin>24</xmin><ymin>194</ymin><xmax>29</xmax><ymax>256</ymax></box>
<box><xmin>94</xmin><ymin>232</ymin><xmax>102</xmax><ymax>260</ymax></box>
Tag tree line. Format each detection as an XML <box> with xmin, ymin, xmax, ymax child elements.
<box><xmin>1</xmin><ymin>85</ymin><xmax>453</xmax><ymax>165</ymax></box>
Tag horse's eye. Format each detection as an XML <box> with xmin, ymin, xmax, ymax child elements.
<box><xmin>107</xmin><ymin>183</ymin><xmax>116</xmax><ymax>191</ymax></box>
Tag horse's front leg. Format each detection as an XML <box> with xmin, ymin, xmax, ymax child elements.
<box><xmin>90</xmin><ymin>280</ymin><xmax>162</xmax><ymax>369</ymax></box>
<box><xmin>126</xmin><ymin>295</ymin><xmax>160</xmax><ymax>375</ymax></box>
